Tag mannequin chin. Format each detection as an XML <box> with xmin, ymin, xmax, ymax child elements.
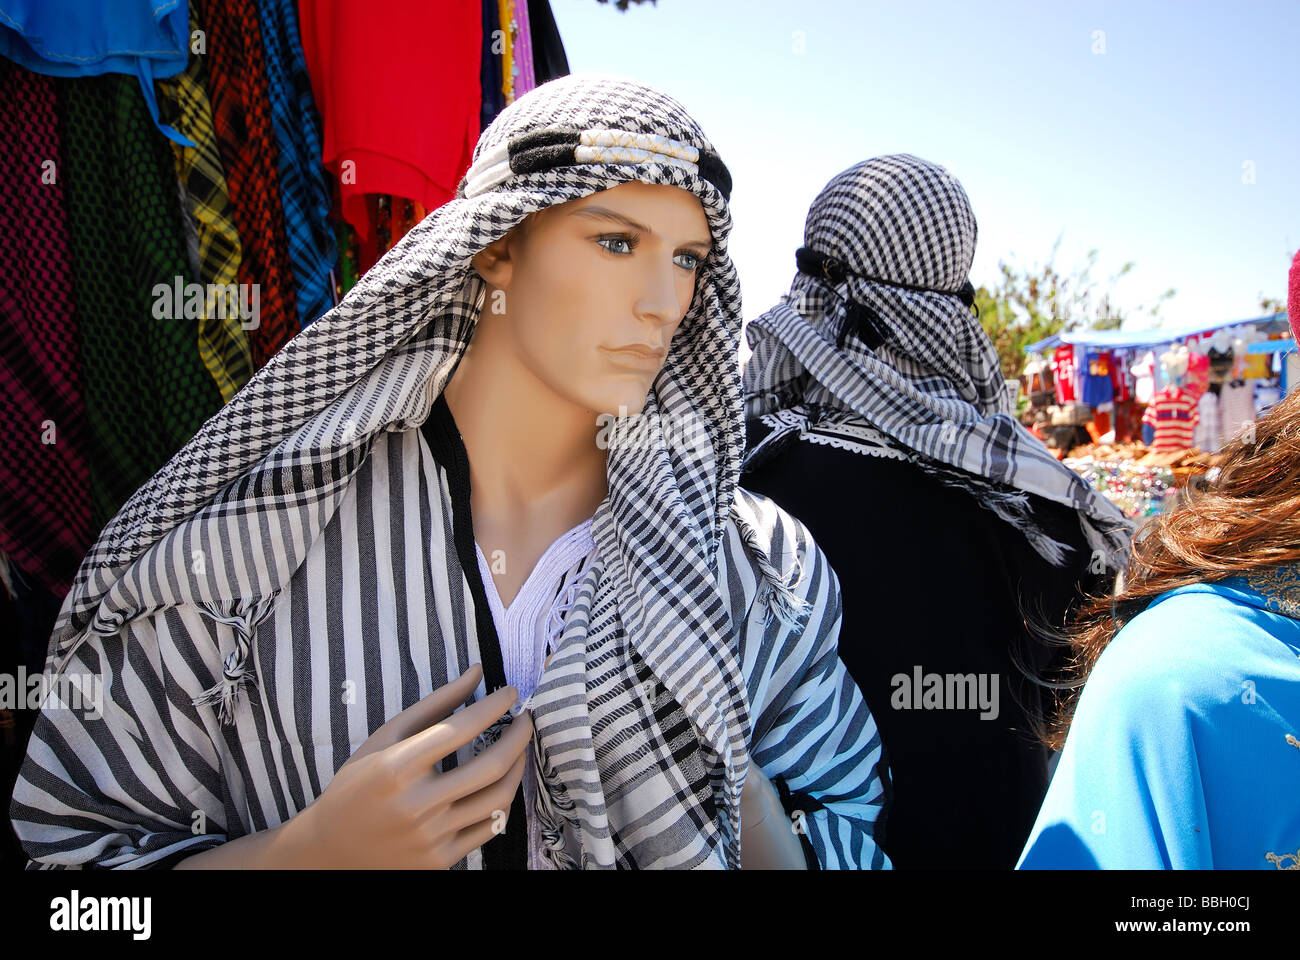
<box><xmin>469</xmin><ymin>180</ymin><xmax>713</xmax><ymax>420</ymax></box>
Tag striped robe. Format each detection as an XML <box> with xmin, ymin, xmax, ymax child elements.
<box><xmin>10</xmin><ymin>406</ymin><xmax>890</xmax><ymax>870</ymax></box>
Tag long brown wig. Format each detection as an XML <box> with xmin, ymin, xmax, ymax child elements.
<box><xmin>1044</xmin><ymin>384</ymin><xmax>1300</xmax><ymax>751</ymax></box>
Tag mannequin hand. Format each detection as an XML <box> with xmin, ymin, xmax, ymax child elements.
<box><xmin>282</xmin><ymin>663</ymin><xmax>532</xmax><ymax>869</ymax></box>
<box><xmin>740</xmin><ymin>762</ymin><xmax>808</xmax><ymax>870</ymax></box>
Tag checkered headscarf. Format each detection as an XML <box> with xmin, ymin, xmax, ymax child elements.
<box><xmin>744</xmin><ymin>154</ymin><xmax>1131</xmax><ymax>570</ymax></box>
<box><xmin>48</xmin><ymin>74</ymin><xmax>774</xmax><ymax>867</ymax></box>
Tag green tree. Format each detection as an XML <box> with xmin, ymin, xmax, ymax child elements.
<box><xmin>976</xmin><ymin>233</ymin><xmax>1176</xmax><ymax>381</ymax></box>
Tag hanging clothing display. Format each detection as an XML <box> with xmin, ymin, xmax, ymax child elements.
<box><xmin>1193</xmin><ymin>387</ymin><xmax>1221</xmax><ymax>452</ymax></box>
<box><xmin>1109</xmin><ymin>348</ymin><xmax>1132</xmax><ymax>403</ymax></box>
<box><xmin>512</xmin><ymin>0</ymin><xmax>538</xmax><ymax>98</ymax></box>
<box><xmin>193</xmin><ymin>0</ymin><xmax>301</xmax><ymax>368</ymax></box>
<box><xmin>480</xmin><ymin>0</ymin><xmax>507</xmax><ymax>129</ymax></box>
<box><xmin>156</xmin><ymin>8</ymin><xmax>255</xmax><ymax>404</ymax></box>
<box><xmin>1080</xmin><ymin>349</ymin><xmax>1114</xmax><ymax>407</ymax></box>
<box><xmin>0</xmin><ymin>60</ymin><xmax>93</xmax><ymax>601</ymax></box>
<box><xmin>1219</xmin><ymin>379</ymin><xmax>1256</xmax><ymax>446</ymax></box>
<box><xmin>254</xmin><ymin>0</ymin><xmax>339</xmax><ymax>330</ymax></box>
<box><xmin>1051</xmin><ymin>344</ymin><xmax>1077</xmax><ymax>403</ymax></box>
<box><xmin>1141</xmin><ymin>385</ymin><xmax>1199</xmax><ymax>453</ymax></box>
<box><xmin>12</xmin><ymin>76</ymin><xmax>888</xmax><ymax>871</ymax></box>
<box><xmin>0</xmin><ymin>0</ymin><xmax>194</xmax><ymax>145</ymax></box>
<box><xmin>1019</xmin><ymin>570</ymin><xmax>1300</xmax><ymax>869</ymax></box>
<box><xmin>300</xmin><ymin>0</ymin><xmax>483</xmax><ymax>245</ymax></box>
<box><xmin>1131</xmin><ymin>350</ymin><xmax>1157</xmax><ymax>404</ymax></box>
<box><xmin>56</xmin><ymin>72</ymin><xmax>224</xmax><ymax>534</ymax></box>
<box><xmin>526</xmin><ymin>0</ymin><xmax>568</xmax><ymax>84</ymax></box>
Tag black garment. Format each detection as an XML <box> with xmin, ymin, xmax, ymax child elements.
<box><xmin>420</xmin><ymin>393</ymin><xmax>527</xmax><ymax>869</ymax></box>
<box><xmin>479</xmin><ymin>0</ymin><xmax>506</xmax><ymax>132</ymax></box>
<box><xmin>527</xmin><ymin>0</ymin><xmax>569</xmax><ymax>85</ymax></box>
<box><xmin>741</xmin><ymin>421</ymin><xmax>1098</xmax><ymax>869</ymax></box>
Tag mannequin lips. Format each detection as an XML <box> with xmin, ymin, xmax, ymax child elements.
<box><xmin>602</xmin><ymin>344</ymin><xmax>668</xmax><ymax>368</ymax></box>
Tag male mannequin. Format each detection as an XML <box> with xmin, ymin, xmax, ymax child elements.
<box><xmin>171</xmin><ymin>182</ymin><xmax>805</xmax><ymax>869</ymax></box>
<box><xmin>13</xmin><ymin>76</ymin><xmax>885</xmax><ymax>870</ymax></box>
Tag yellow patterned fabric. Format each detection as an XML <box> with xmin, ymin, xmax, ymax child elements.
<box><xmin>157</xmin><ymin>17</ymin><xmax>254</xmax><ymax>404</ymax></box>
<box><xmin>498</xmin><ymin>0</ymin><xmax>515</xmax><ymax>103</ymax></box>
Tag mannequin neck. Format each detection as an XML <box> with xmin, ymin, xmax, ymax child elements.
<box><xmin>441</xmin><ymin>320</ymin><xmax>609</xmax><ymax>535</ymax></box>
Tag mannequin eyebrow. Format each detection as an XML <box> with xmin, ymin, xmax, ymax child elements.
<box><xmin>571</xmin><ymin>206</ymin><xmax>712</xmax><ymax>253</ymax></box>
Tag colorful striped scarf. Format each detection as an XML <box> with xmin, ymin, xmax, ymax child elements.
<box><xmin>192</xmin><ymin>0</ymin><xmax>300</xmax><ymax>368</ymax></box>
<box><xmin>253</xmin><ymin>0</ymin><xmax>338</xmax><ymax>330</ymax></box>
<box><xmin>156</xmin><ymin>10</ymin><xmax>255</xmax><ymax>404</ymax></box>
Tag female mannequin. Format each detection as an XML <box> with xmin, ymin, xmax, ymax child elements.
<box><xmin>11</xmin><ymin>75</ymin><xmax>888</xmax><ymax>869</ymax></box>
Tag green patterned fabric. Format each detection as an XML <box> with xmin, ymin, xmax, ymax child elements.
<box><xmin>56</xmin><ymin>74</ymin><xmax>224</xmax><ymax>533</ymax></box>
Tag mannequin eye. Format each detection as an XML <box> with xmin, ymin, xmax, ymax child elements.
<box><xmin>596</xmin><ymin>235</ymin><xmax>636</xmax><ymax>255</ymax></box>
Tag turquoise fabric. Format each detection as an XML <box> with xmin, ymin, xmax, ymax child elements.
<box><xmin>1018</xmin><ymin>570</ymin><xmax>1300</xmax><ymax>869</ymax></box>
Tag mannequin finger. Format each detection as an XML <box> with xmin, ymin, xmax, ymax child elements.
<box><xmin>369</xmin><ymin>664</ymin><xmax>484</xmax><ymax>751</ymax></box>
<box><xmin>439</xmin><ymin>811</ymin><xmax>517</xmax><ymax>868</ymax></box>
<box><xmin>421</xmin><ymin>708</ymin><xmax>533</xmax><ymax>805</ymax></box>
<box><xmin>439</xmin><ymin>748</ymin><xmax>528</xmax><ymax>835</ymax></box>
<box><xmin>388</xmin><ymin>683</ymin><xmax>520</xmax><ymax>772</ymax></box>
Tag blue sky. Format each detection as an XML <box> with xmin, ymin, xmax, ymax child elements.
<box><xmin>550</xmin><ymin>0</ymin><xmax>1299</xmax><ymax>330</ymax></box>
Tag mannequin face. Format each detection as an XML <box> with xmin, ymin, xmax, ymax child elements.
<box><xmin>470</xmin><ymin>181</ymin><xmax>713</xmax><ymax>417</ymax></box>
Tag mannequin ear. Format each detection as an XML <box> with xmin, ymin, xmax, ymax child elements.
<box><xmin>471</xmin><ymin>235</ymin><xmax>514</xmax><ymax>289</ymax></box>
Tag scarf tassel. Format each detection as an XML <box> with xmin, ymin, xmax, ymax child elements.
<box><xmin>192</xmin><ymin>637</ymin><xmax>255</xmax><ymax>726</ymax></box>
<box><xmin>190</xmin><ymin>599</ymin><xmax>277</xmax><ymax>726</ymax></box>
<box><xmin>734</xmin><ymin>509</ymin><xmax>811</xmax><ymax>628</ymax></box>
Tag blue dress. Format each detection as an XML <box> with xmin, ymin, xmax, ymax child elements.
<box><xmin>1018</xmin><ymin>567</ymin><xmax>1300</xmax><ymax>869</ymax></box>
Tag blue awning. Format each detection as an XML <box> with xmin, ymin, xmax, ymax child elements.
<box><xmin>1023</xmin><ymin>312</ymin><xmax>1291</xmax><ymax>354</ymax></box>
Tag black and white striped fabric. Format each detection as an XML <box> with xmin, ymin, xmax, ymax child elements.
<box><xmin>11</xmin><ymin>417</ymin><xmax>885</xmax><ymax>869</ymax></box>
<box><xmin>13</xmin><ymin>75</ymin><xmax>888</xmax><ymax>869</ymax></box>
<box><xmin>743</xmin><ymin>154</ymin><xmax>1131</xmax><ymax>571</ymax></box>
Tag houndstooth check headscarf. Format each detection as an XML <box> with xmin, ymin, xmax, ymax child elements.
<box><xmin>45</xmin><ymin>73</ymin><xmax>797</xmax><ymax>869</ymax></box>
<box><xmin>744</xmin><ymin>154</ymin><xmax>1132</xmax><ymax>570</ymax></box>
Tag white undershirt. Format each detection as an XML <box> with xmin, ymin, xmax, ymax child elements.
<box><xmin>473</xmin><ymin>517</ymin><xmax>596</xmax><ymax>870</ymax></box>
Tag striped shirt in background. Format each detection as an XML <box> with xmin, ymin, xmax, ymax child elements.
<box><xmin>1142</xmin><ymin>386</ymin><xmax>1199</xmax><ymax>452</ymax></box>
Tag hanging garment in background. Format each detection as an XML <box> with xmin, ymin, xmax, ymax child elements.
<box><xmin>193</xmin><ymin>0</ymin><xmax>302</xmax><ymax>369</ymax></box>
<box><xmin>1207</xmin><ymin>346</ymin><xmax>1233</xmax><ymax>385</ymax></box>
<box><xmin>56</xmin><ymin>73</ymin><xmax>224</xmax><ymax>534</ymax></box>
<box><xmin>156</xmin><ymin>10</ymin><xmax>255</xmax><ymax>404</ymax></box>
<box><xmin>1141</xmin><ymin>385</ymin><xmax>1198</xmax><ymax>453</ymax></box>
<box><xmin>526</xmin><ymin>0</ymin><xmax>568</xmax><ymax>85</ymax></box>
<box><xmin>300</xmin><ymin>0</ymin><xmax>483</xmax><ymax>245</ymax></box>
<box><xmin>1052</xmin><ymin>344</ymin><xmax>1077</xmax><ymax>403</ymax></box>
<box><xmin>1218</xmin><ymin>379</ymin><xmax>1255</xmax><ymax>447</ymax></box>
<box><xmin>481</xmin><ymin>0</ymin><xmax>506</xmax><ymax>129</ymax></box>
<box><xmin>497</xmin><ymin>0</ymin><xmax>516</xmax><ymax>104</ymax></box>
<box><xmin>1131</xmin><ymin>350</ymin><xmax>1157</xmax><ymax>404</ymax></box>
<box><xmin>1080</xmin><ymin>349</ymin><xmax>1114</xmax><ymax>407</ymax></box>
<box><xmin>1193</xmin><ymin>386</ymin><xmax>1221</xmax><ymax>452</ymax></box>
<box><xmin>0</xmin><ymin>61</ymin><xmax>93</xmax><ymax>601</ymax></box>
<box><xmin>1109</xmin><ymin>348</ymin><xmax>1132</xmax><ymax>403</ymax></box>
<box><xmin>0</xmin><ymin>0</ymin><xmax>194</xmax><ymax>145</ymax></box>
<box><xmin>254</xmin><ymin>0</ymin><xmax>339</xmax><ymax>330</ymax></box>
<box><xmin>512</xmin><ymin>0</ymin><xmax>537</xmax><ymax>98</ymax></box>
<box><xmin>1240</xmin><ymin>351</ymin><xmax>1271</xmax><ymax>379</ymax></box>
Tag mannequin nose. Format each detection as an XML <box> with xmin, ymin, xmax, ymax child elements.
<box><xmin>634</xmin><ymin>256</ymin><xmax>687</xmax><ymax>331</ymax></box>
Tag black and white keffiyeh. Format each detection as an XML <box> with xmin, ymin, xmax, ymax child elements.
<box><xmin>743</xmin><ymin>154</ymin><xmax>1132</xmax><ymax>571</ymax></box>
<box><xmin>36</xmin><ymin>75</ymin><xmax>885</xmax><ymax>869</ymax></box>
